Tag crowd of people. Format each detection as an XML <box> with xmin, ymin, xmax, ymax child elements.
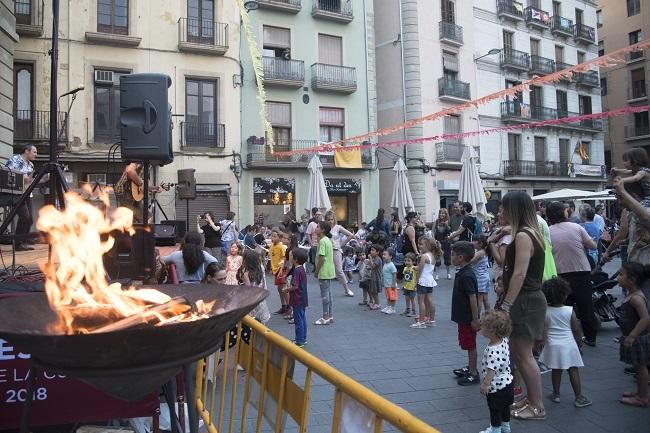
<box><xmin>152</xmin><ymin>146</ymin><xmax>650</xmax><ymax>431</ymax></box>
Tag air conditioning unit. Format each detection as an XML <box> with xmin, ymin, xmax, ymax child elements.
<box><xmin>94</xmin><ymin>70</ymin><xmax>114</xmax><ymax>85</ymax></box>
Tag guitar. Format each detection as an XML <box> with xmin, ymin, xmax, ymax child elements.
<box><xmin>131</xmin><ymin>182</ymin><xmax>176</xmax><ymax>202</ymax></box>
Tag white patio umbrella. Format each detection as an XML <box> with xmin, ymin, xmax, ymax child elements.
<box><xmin>390</xmin><ymin>158</ymin><xmax>415</xmax><ymax>221</ymax></box>
<box><xmin>458</xmin><ymin>146</ymin><xmax>486</xmax><ymax>219</ymax></box>
<box><xmin>532</xmin><ymin>188</ymin><xmax>602</xmax><ymax>201</ymax></box>
<box><xmin>305</xmin><ymin>155</ymin><xmax>331</xmax><ymax>212</ymax></box>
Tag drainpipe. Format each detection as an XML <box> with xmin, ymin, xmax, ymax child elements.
<box><xmin>398</xmin><ymin>0</ymin><xmax>407</xmax><ymax>161</ymax></box>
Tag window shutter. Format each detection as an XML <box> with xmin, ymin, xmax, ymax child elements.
<box><xmin>266</xmin><ymin>102</ymin><xmax>291</xmax><ymax>126</ymax></box>
<box><xmin>319</xmin><ymin>107</ymin><xmax>344</xmax><ymax>126</ymax></box>
<box><xmin>442</xmin><ymin>52</ymin><xmax>459</xmax><ymax>71</ymax></box>
<box><xmin>318</xmin><ymin>34</ymin><xmax>343</xmax><ymax>65</ymax></box>
<box><xmin>263</xmin><ymin>26</ymin><xmax>290</xmax><ymax>48</ymax></box>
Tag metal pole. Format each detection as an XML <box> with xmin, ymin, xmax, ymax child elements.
<box><xmin>48</xmin><ymin>0</ymin><xmax>60</xmax><ymax>207</ymax></box>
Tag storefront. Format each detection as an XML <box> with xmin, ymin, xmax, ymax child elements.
<box><xmin>324</xmin><ymin>178</ymin><xmax>361</xmax><ymax>229</ymax></box>
<box><xmin>253</xmin><ymin>177</ymin><xmax>296</xmax><ymax>227</ymax></box>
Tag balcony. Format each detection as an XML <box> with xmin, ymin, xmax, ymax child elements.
<box><xmin>311</xmin><ymin>0</ymin><xmax>353</xmax><ymax>23</ymax></box>
<box><xmin>500</xmin><ymin>49</ymin><xmax>530</xmax><ymax>72</ymax></box>
<box><xmin>551</xmin><ymin>16</ymin><xmax>573</xmax><ymax>38</ymax></box>
<box><xmin>503</xmin><ymin>160</ymin><xmax>603</xmax><ymax>180</ymax></box>
<box><xmin>628</xmin><ymin>82</ymin><xmax>647</xmax><ymax>101</ymax></box>
<box><xmin>438</xmin><ymin>77</ymin><xmax>470</xmax><ymax>102</ymax></box>
<box><xmin>257</xmin><ymin>0</ymin><xmax>301</xmax><ymax>14</ymax></box>
<box><xmin>439</xmin><ymin>21</ymin><xmax>463</xmax><ymax>47</ymax></box>
<box><xmin>573</xmin><ymin>70</ymin><xmax>599</xmax><ymax>88</ymax></box>
<box><xmin>555</xmin><ymin>61</ymin><xmax>574</xmax><ymax>81</ymax></box>
<box><xmin>180</xmin><ymin>122</ymin><xmax>226</xmax><ymax>148</ymax></box>
<box><xmin>263</xmin><ymin>57</ymin><xmax>305</xmax><ymax>87</ymax></box>
<box><xmin>435</xmin><ymin>143</ymin><xmax>480</xmax><ymax>168</ymax></box>
<box><xmin>525</xmin><ymin>6</ymin><xmax>550</xmax><ymax>30</ymax></box>
<box><xmin>574</xmin><ymin>23</ymin><xmax>596</xmax><ymax>45</ymax></box>
<box><xmin>529</xmin><ymin>55</ymin><xmax>555</xmax><ymax>76</ymax></box>
<box><xmin>497</xmin><ymin>1</ymin><xmax>524</xmax><ymax>22</ymax></box>
<box><xmin>178</xmin><ymin>18</ymin><xmax>228</xmax><ymax>55</ymax></box>
<box><xmin>246</xmin><ymin>138</ymin><xmax>373</xmax><ymax>168</ymax></box>
<box><xmin>15</xmin><ymin>0</ymin><xmax>43</xmax><ymax>35</ymax></box>
<box><xmin>627</xmin><ymin>50</ymin><xmax>645</xmax><ymax>63</ymax></box>
<box><xmin>556</xmin><ymin>110</ymin><xmax>603</xmax><ymax>132</ymax></box>
<box><xmin>14</xmin><ymin>110</ymin><xmax>68</xmax><ymax>148</ymax></box>
<box><xmin>501</xmin><ymin>102</ymin><xmax>557</xmax><ymax>122</ymax></box>
<box><xmin>625</xmin><ymin>126</ymin><xmax>650</xmax><ymax>141</ymax></box>
<box><xmin>311</xmin><ymin>63</ymin><xmax>357</xmax><ymax>93</ymax></box>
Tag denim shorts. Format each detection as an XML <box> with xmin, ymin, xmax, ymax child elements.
<box><xmin>416</xmin><ymin>284</ymin><xmax>433</xmax><ymax>295</ymax></box>
<box><xmin>402</xmin><ymin>289</ymin><xmax>416</xmax><ymax>298</ymax></box>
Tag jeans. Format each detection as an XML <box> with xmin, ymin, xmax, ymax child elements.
<box><xmin>293</xmin><ymin>306</ymin><xmax>307</xmax><ymax>344</ymax></box>
<box><xmin>332</xmin><ymin>249</ymin><xmax>350</xmax><ymax>291</ymax></box>
<box><xmin>221</xmin><ymin>239</ymin><xmax>233</xmax><ymax>258</ymax></box>
<box><xmin>14</xmin><ymin>196</ymin><xmax>32</xmax><ymax>245</ymax></box>
<box><xmin>319</xmin><ymin>279</ymin><xmax>332</xmax><ymax>318</ymax></box>
<box><xmin>560</xmin><ymin>271</ymin><xmax>599</xmax><ymax>341</ymax></box>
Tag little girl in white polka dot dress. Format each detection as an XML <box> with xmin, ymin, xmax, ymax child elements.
<box><xmin>479</xmin><ymin>310</ymin><xmax>514</xmax><ymax>433</ymax></box>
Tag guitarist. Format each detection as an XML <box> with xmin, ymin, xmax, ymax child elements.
<box><xmin>114</xmin><ymin>162</ymin><xmax>162</xmax><ymax>222</ymax></box>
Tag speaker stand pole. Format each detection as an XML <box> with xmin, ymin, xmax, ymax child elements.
<box><xmin>150</xmin><ymin>197</ymin><xmax>169</xmax><ymax>221</ymax></box>
<box><xmin>185</xmin><ymin>198</ymin><xmax>190</xmax><ymax>234</ymax></box>
<box><xmin>142</xmin><ymin>161</ymin><xmax>150</xmax><ymax>224</ymax></box>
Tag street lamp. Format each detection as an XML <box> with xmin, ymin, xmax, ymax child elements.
<box><xmin>474</xmin><ymin>48</ymin><xmax>501</xmax><ymax>62</ymax></box>
<box><xmin>244</xmin><ymin>0</ymin><xmax>259</xmax><ymax>11</ymax></box>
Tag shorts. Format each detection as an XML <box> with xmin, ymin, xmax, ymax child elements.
<box><xmin>458</xmin><ymin>323</ymin><xmax>477</xmax><ymax>350</ymax></box>
<box><xmin>416</xmin><ymin>284</ymin><xmax>434</xmax><ymax>295</ymax></box>
<box><xmin>385</xmin><ymin>287</ymin><xmax>398</xmax><ymax>302</ymax></box>
<box><xmin>359</xmin><ymin>280</ymin><xmax>369</xmax><ymax>290</ymax></box>
<box><xmin>402</xmin><ymin>289</ymin><xmax>416</xmax><ymax>299</ymax></box>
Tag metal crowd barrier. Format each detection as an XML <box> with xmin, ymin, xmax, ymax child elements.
<box><xmin>194</xmin><ymin>316</ymin><xmax>440</xmax><ymax>433</ymax></box>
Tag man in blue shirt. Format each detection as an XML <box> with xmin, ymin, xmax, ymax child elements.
<box><xmin>5</xmin><ymin>145</ymin><xmax>39</xmax><ymax>251</ymax></box>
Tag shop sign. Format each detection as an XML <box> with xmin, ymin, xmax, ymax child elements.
<box><xmin>325</xmin><ymin>178</ymin><xmax>361</xmax><ymax>194</ymax></box>
<box><xmin>570</xmin><ymin>164</ymin><xmax>606</xmax><ymax>178</ymax></box>
<box><xmin>253</xmin><ymin>177</ymin><xmax>296</xmax><ymax>194</ymax></box>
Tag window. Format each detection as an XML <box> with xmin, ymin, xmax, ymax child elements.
<box><xmin>508</xmin><ymin>134</ymin><xmax>521</xmax><ymax>160</ymax></box>
<box><xmin>530</xmin><ymin>39</ymin><xmax>540</xmax><ymax>57</ymax></box>
<box><xmin>94</xmin><ymin>69</ymin><xmax>128</xmax><ymax>142</ymax></box>
<box><xmin>627</xmin><ymin>0</ymin><xmax>640</xmax><ymax>17</ymax></box>
<box><xmin>266</xmin><ymin>102</ymin><xmax>291</xmax><ymax>148</ymax></box>
<box><xmin>319</xmin><ymin>107</ymin><xmax>344</xmax><ymax>143</ymax></box>
<box><xmin>631</xmin><ymin>68</ymin><xmax>646</xmax><ymax>99</ymax></box>
<box><xmin>552</xmin><ymin>1</ymin><xmax>560</xmax><ymax>16</ymax></box>
<box><xmin>14</xmin><ymin>63</ymin><xmax>33</xmax><ymax>139</ymax></box>
<box><xmin>633</xmin><ymin>112</ymin><xmax>649</xmax><ymax>136</ymax></box>
<box><xmin>554</xmin><ymin>45</ymin><xmax>564</xmax><ymax>63</ymax></box>
<box><xmin>598</xmin><ymin>41</ymin><xmax>604</xmax><ymax>57</ymax></box>
<box><xmin>185</xmin><ymin>78</ymin><xmax>219</xmax><ymax>147</ymax></box>
<box><xmin>601</xmin><ymin>78</ymin><xmax>607</xmax><ymax>96</ymax></box>
<box><xmin>556</xmin><ymin>90</ymin><xmax>568</xmax><ymax>116</ymax></box>
<box><xmin>443</xmin><ymin>115</ymin><xmax>461</xmax><ymax>143</ymax></box>
<box><xmin>503</xmin><ymin>30</ymin><xmax>513</xmax><ymax>50</ymax></box>
<box><xmin>263</xmin><ymin>26</ymin><xmax>290</xmax><ymax>58</ymax></box>
<box><xmin>318</xmin><ymin>34</ymin><xmax>342</xmax><ymax>65</ymax></box>
<box><xmin>534</xmin><ymin>137</ymin><xmax>546</xmax><ymax>162</ymax></box>
<box><xmin>575</xmin><ymin>9</ymin><xmax>583</xmax><ymax>27</ymax></box>
<box><xmin>187</xmin><ymin>0</ymin><xmax>214</xmax><ymax>43</ymax></box>
<box><xmin>559</xmin><ymin>138</ymin><xmax>570</xmax><ymax>164</ymax></box>
<box><xmin>578</xmin><ymin>95</ymin><xmax>592</xmax><ymax>116</ymax></box>
<box><xmin>577</xmin><ymin>51</ymin><xmax>585</xmax><ymax>64</ymax></box>
<box><xmin>596</xmin><ymin>9</ymin><xmax>602</xmax><ymax>27</ymax></box>
<box><xmin>97</xmin><ymin>0</ymin><xmax>128</xmax><ymax>35</ymax></box>
<box><xmin>441</xmin><ymin>0</ymin><xmax>455</xmax><ymax>23</ymax></box>
<box><xmin>629</xmin><ymin>30</ymin><xmax>643</xmax><ymax>60</ymax></box>
<box><xmin>529</xmin><ymin>86</ymin><xmax>543</xmax><ymax>107</ymax></box>
<box><xmin>442</xmin><ymin>51</ymin><xmax>459</xmax><ymax>80</ymax></box>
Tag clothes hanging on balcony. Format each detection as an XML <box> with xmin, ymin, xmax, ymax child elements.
<box><xmin>513</xmin><ymin>2</ymin><xmax>524</xmax><ymax>14</ymax></box>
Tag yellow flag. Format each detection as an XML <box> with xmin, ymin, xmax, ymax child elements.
<box><xmin>334</xmin><ymin>145</ymin><xmax>362</xmax><ymax>169</ymax></box>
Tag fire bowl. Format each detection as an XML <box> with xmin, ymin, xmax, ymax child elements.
<box><xmin>0</xmin><ymin>283</ymin><xmax>267</xmax><ymax>400</ymax></box>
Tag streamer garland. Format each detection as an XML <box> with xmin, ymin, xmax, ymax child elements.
<box><xmin>235</xmin><ymin>0</ymin><xmax>274</xmax><ymax>153</ymax></box>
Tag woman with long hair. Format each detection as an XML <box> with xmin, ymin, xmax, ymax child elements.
<box><xmin>390</xmin><ymin>213</ymin><xmax>402</xmax><ymax>239</ymax></box>
<box><xmin>433</xmin><ymin>208</ymin><xmax>452</xmax><ymax>280</ymax></box>
<box><xmin>161</xmin><ymin>231</ymin><xmax>218</xmax><ymax>283</ymax></box>
<box><xmin>402</xmin><ymin>211</ymin><xmax>420</xmax><ymax>256</ymax></box>
<box><xmin>500</xmin><ymin>192</ymin><xmax>547</xmax><ymax>420</ymax></box>
<box><xmin>324</xmin><ymin>210</ymin><xmax>355</xmax><ymax>297</ymax></box>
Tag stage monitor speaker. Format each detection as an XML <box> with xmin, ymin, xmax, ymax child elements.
<box><xmin>153</xmin><ymin>223</ymin><xmax>177</xmax><ymax>246</ymax></box>
<box><xmin>103</xmin><ymin>223</ymin><xmax>155</xmax><ymax>281</ymax></box>
<box><xmin>163</xmin><ymin>219</ymin><xmax>186</xmax><ymax>242</ymax></box>
<box><xmin>177</xmin><ymin>168</ymin><xmax>196</xmax><ymax>200</ymax></box>
<box><xmin>120</xmin><ymin>73</ymin><xmax>173</xmax><ymax>166</ymax></box>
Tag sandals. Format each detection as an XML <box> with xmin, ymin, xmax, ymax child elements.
<box><xmin>620</xmin><ymin>396</ymin><xmax>649</xmax><ymax>407</ymax></box>
<box><xmin>512</xmin><ymin>404</ymin><xmax>546</xmax><ymax>420</ymax></box>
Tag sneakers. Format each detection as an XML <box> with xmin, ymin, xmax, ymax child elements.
<box><xmin>369</xmin><ymin>304</ymin><xmax>381</xmax><ymax>310</ymax></box>
<box><xmin>479</xmin><ymin>427</ymin><xmax>501</xmax><ymax>433</ymax></box>
<box><xmin>435</xmin><ymin>273</ymin><xmax>440</xmax><ymax>281</ymax></box>
<box><xmin>447</xmin><ymin>273</ymin><xmax>452</xmax><ymax>280</ymax></box>
<box><xmin>453</xmin><ymin>366</ymin><xmax>470</xmax><ymax>377</ymax></box>
<box><xmin>400</xmin><ymin>309</ymin><xmax>410</xmax><ymax>316</ymax></box>
<box><xmin>410</xmin><ymin>322</ymin><xmax>427</xmax><ymax>329</ymax></box>
<box><xmin>381</xmin><ymin>306</ymin><xmax>395</xmax><ymax>314</ymax></box>
<box><xmin>582</xmin><ymin>337</ymin><xmax>597</xmax><ymax>347</ymax></box>
<box><xmin>407</xmin><ymin>311</ymin><xmax>417</xmax><ymax>318</ymax></box>
<box><xmin>501</xmin><ymin>422</ymin><xmax>511</xmax><ymax>433</ymax></box>
<box><xmin>314</xmin><ymin>317</ymin><xmax>330</xmax><ymax>325</ymax></box>
<box><xmin>457</xmin><ymin>373</ymin><xmax>480</xmax><ymax>386</ymax></box>
<box><xmin>425</xmin><ymin>320</ymin><xmax>436</xmax><ymax>327</ymax></box>
<box><xmin>538</xmin><ymin>361</ymin><xmax>551</xmax><ymax>375</ymax></box>
<box><xmin>548</xmin><ymin>392</ymin><xmax>560</xmax><ymax>403</ymax></box>
<box><xmin>345</xmin><ymin>289</ymin><xmax>355</xmax><ymax>297</ymax></box>
<box><xmin>292</xmin><ymin>340</ymin><xmax>307</xmax><ymax>348</ymax></box>
<box><xmin>274</xmin><ymin>306</ymin><xmax>286</xmax><ymax>315</ymax></box>
<box><xmin>574</xmin><ymin>395</ymin><xmax>592</xmax><ymax>408</ymax></box>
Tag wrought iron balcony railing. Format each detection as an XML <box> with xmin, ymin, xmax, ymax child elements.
<box><xmin>178</xmin><ymin>18</ymin><xmax>228</xmax><ymax>54</ymax></box>
<box><xmin>263</xmin><ymin>57</ymin><xmax>305</xmax><ymax>86</ymax></box>
<box><xmin>435</xmin><ymin>143</ymin><xmax>480</xmax><ymax>166</ymax></box>
<box><xmin>574</xmin><ymin>23</ymin><xmax>596</xmax><ymax>44</ymax></box>
<box><xmin>524</xmin><ymin>6</ymin><xmax>550</xmax><ymax>29</ymax></box>
<box><xmin>14</xmin><ymin>0</ymin><xmax>43</xmax><ymax>35</ymax></box>
<box><xmin>501</xmin><ymin>102</ymin><xmax>557</xmax><ymax>121</ymax></box>
<box><xmin>257</xmin><ymin>0</ymin><xmax>302</xmax><ymax>13</ymax></box>
<box><xmin>14</xmin><ymin>110</ymin><xmax>68</xmax><ymax>142</ymax></box>
<box><xmin>556</xmin><ymin>110</ymin><xmax>603</xmax><ymax>131</ymax></box>
<box><xmin>529</xmin><ymin>55</ymin><xmax>556</xmax><ymax>76</ymax></box>
<box><xmin>551</xmin><ymin>15</ymin><xmax>573</xmax><ymax>37</ymax></box>
<box><xmin>181</xmin><ymin>122</ymin><xmax>226</xmax><ymax>148</ymax></box>
<box><xmin>503</xmin><ymin>160</ymin><xmax>603</xmax><ymax>178</ymax></box>
<box><xmin>311</xmin><ymin>63</ymin><xmax>357</xmax><ymax>93</ymax></box>
<box><xmin>439</xmin><ymin>21</ymin><xmax>463</xmax><ymax>46</ymax></box>
<box><xmin>497</xmin><ymin>1</ymin><xmax>524</xmax><ymax>20</ymax></box>
<box><xmin>573</xmin><ymin>70</ymin><xmax>599</xmax><ymax>88</ymax></box>
<box><xmin>312</xmin><ymin>0</ymin><xmax>353</xmax><ymax>22</ymax></box>
<box><xmin>625</xmin><ymin>126</ymin><xmax>650</xmax><ymax>139</ymax></box>
<box><xmin>246</xmin><ymin>138</ymin><xmax>373</xmax><ymax>167</ymax></box>
<box><xmin>438</xmin><ymin>77</ymin><xmax>470</xmax><ymax>101</ymax></box>
<box><xmin>500</xmin><ymin>48</ymin><xmax>530</xmax><ymax>71</ymax></box>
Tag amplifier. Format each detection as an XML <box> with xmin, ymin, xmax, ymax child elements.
<box><xmin>153</xmin><ymin>223</ymin><xmax>177</xmax><ymax>246</ymax></box>
<box><xmin>103</xmin><ymin>224</ymin><xmax>155</xmax><ymax>281</ymax></box>
<box><xmin>0</xmin><ymin>168</ymin><xmax>24</xmax><ymax>195</ymax></box>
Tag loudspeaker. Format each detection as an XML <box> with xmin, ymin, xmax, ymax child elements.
<box><xmin>103</xmin><ymin>224</ymin><xmax>155</xmax><ymax>281</ymax></box>
<box><xmin>177</xmin><ymin>168</ymin><xmax>196</xmax><ymax>200</ymax></box>
<box><xmin>153</xmin><ymin>223</ymin><xmax>177</xmax><ymax>246</ymax></box>
<box><xmin>120</xmin><ymin>73</ymin><xmax>173</xmax><ymax>166</ymax></box>
<box><xmin>163</xmin><ymin>219</ymin><xmax>186</xmax><ymax>242</ymax></box>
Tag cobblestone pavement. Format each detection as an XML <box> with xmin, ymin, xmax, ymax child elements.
<box><xmin>262</xmin><ymin>259</ymin><xmax>650</xmax><ymax>433</ymax></box>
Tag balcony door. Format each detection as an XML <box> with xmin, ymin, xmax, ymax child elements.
<box><xmin>185</xmin><ymin>78</ymin><xmax>218</xmax><ymax>147</ymax></box>
<box><xmin>559</xmin><ymin>138</ymin><xmax>570</xmax><ymax>165</ymax></box>
<box><xmin>505</xmin><ymin>80</ymin><xmax>522</xmax><ymax>115</ymax></box>
<box><xmin>556</xmin><ymin>90</ymin><xmax>568</xmax><ymax>117</ymax></box>
<box><xmin>441</xmin><ymin>0</ymin><xmax>455</xmax><ymax>23</ymax></box>
<box><xmin>529</xmin><ymin>86</ymin><xmax>543</xmax><ymax>118</ymax></box>
<box><xmin>318</xmin><ymin>34</ymin><xmax>342</xmax><ymax>66</ymax></box>
<box><xmin>534</xmin><ymin>137</ymin><xmax>547</xmax><ymax>175</ymax></box>
<box><xmin>15</xmin><ymin>0</ymin><xmax>32</xmax><ymax>25</ymax></box>
<box><xmin>187</xmin><ymin>0</ymin><xmax>214</xmax><ymax>44</ymax></box>
<box><xmin>14</xmin><ymin>63</ymin><xmax>34</xmax><ymax>140</ymax></box>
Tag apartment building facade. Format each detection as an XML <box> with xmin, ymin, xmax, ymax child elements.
<box><xmin>599</xmin><ymin>0</ymin><xmax>649</xmax><ymax>168</ymax></box>
<box><xmin>1</xmin><ymin>0</ymin><xmax>17</xmax><ymax>160</ymax></box>
<box><xmin>375</xmin><ymin>0</ymin><xmax>605</xmax><ymax>221</ymax></box>
<box><xmin>239</xmin><ymin>0</ymin><xmax>379</xmax><ymax>228</ymax></box>
<box><xmin>11</xmin><ymin>0</ymin><xmax>242</xmax><ymax>221</ymax></box>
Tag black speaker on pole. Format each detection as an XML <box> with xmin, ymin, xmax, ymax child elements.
<box><xmin>120</xmin><ymin>73</ymin><xmax>173</xmax><ymax>166</ymax></box>
<box><xmin>103</xmin><ymin>224</ymin><xmax>155</xmax><ymax>281</ymax></box>
<box><xmin>177</xmin><ymin>168</ymin><xmax>196</xmax><ymax>200</ymax></box>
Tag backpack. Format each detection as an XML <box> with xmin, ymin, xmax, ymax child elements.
<box><xmin>470</xmin><ymin>216</ymin><xmax>483</xmax><ymax>240</ymax></box>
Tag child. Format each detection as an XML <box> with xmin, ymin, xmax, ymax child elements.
<box><xmin>479</xmin><ymin>310</ymin><xmax>513</xmax><ymax>433</ymax></box>
<box><xmin>471</xmin><ymin>235</ymin><xmax>491</xmax><ymax>312</ymax></box>
<box><xmin>401</xmin><ymin>253</ymin><xmax>417</xmax><ymax>317</ymax></box>
<box><xmin>410</xmin><ymin>237</ymin><xmax>441</xmax><ymax>329</ymax></box>
<box><xmin>381</xmin><ymin>249</ymin><xmax>398</xmax><ymax>314</ymax></box>
<box><xmin>616</xmin><ymin>262</ymin><xmax>650</xmax><ymax>407</ymax></box>
<box><xmin>538</xmin><ymin>277</ymin><xmax>592</xmax><ymax>408</ymax></box>
<box><xmin>355</xmin><ymin>222</ymin><xmax>368</xmax><ymax>241</ymax></box>
<box><xmin>282</xmin><ymin>233</ymin><xmax>298</xmax><ymax>320</ymax></box>
<box><xmin>342</xmin><ymin>247</ymin><xmax>356</xmax><ymax>284</ymax></box>
<box><xmin>224</xmin><ymin>242</ymin><xmax>243</xmax><ymax>285</ymax></box>
<box><xmin>269</xmin><ymin>230</ymin><xmax>288</xmax><ymax>315</ymax></box>
<box><xmin>314</xmin><ymin>221</ymin><xmax>336</xmax><ymax>325</ymax></box>
<box><xmin>450</xmin><ymin>241</ymin><xmax>480</xmax><ymax>385</ymax></box>
<box><xmin>357</xmin><ymin>248</ymin><xmax>371</xmax><ymax>306</ymax></box>
<box><xmin>367</xmin><ymin>244</ymin><xmax>384</xmax><ymax>310</ymax></box>
<box><xmin>283</xmin><ymin>248</ymin><xmax>309</xmax><ymax>347</ymax></box>
<box><xmin>611</xmin><ymin>147</ymin><xmax>650</xmax><ymax>207</ymax></box>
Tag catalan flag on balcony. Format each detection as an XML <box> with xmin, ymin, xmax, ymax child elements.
<box><xmin>574</xmin><ymin>139</ymin><xmax>589</xmax><ymax>161</ymax></box>
<box><xmin>334</xmin><ymin>144</ymin><xmax>362</xmax><ymax>168</ymax></box>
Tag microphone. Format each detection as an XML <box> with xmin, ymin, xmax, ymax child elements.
<box><xmin>60</xmin><ymin>85</ymin><xmax>85</xmax><ymax>97</ymax></box>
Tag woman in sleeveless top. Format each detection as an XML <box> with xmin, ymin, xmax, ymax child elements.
<box><xmin>500</xmin><ymin>192</ymin><xmax>547</xmax><ymax>420</ymax></box>
<box><xmin>402</xmin><ymin>212</ymin><xmax>420</xmax><ymax>256</ymax></box>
